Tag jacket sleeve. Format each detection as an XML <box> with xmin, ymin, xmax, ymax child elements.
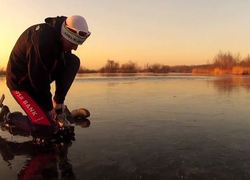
<box><xmin>26</xmin><ymin>25</ymin><xmax>57</xmax><ymax>111</ymax></box>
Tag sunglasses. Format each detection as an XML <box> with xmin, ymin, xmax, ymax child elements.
<box><xmin>65</xmin><ymin>22</ymin><xmax>90</xmax><ymax>38</ymax></box>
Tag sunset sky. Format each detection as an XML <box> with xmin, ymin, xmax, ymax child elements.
<box><xmin>1</xmin><ymin>0</ymin><xmax>250</xmax><ymax>69</ymax></box>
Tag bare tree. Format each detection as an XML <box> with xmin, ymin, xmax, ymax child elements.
<box><xmin>100</xmin><ymin>60</ymin><xmax>120</xmax><ymax>73</ymax></box>
<box><xmin>239</xmin><ymin>55</ymin><xmax>250</xmax><ymax>66</ymax></box>
<box><xmin>213</xmin><ymin>51</ymin><xmax>239</xmax><ymax>69</ymax></box>
<box><xmin>120</xmin><ymin>61</ymin><xmax>138</xmax><ymax>73</ymax></box>
<box><xmin>143</xmin><ymin>64</ymin><xmax>170</xmax><ymax>73</ymax></box>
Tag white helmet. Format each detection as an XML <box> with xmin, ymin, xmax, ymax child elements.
<box><xmin>61</xmin><ymin>15</ymin><xmax>91</xmax><ymax>45</ymax></box>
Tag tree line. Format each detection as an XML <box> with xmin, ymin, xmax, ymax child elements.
<box><xmin>192</xmin><ymin>51</ymin><xmax>250</xmax><ymax>69</ymax></box>
<box><xmin>192</xmin><ymin>51</ymin><xmax>250</xmax><ymax>75</ymax></box>
<box><xmin>0</xmin><ymin>62</ymin><xmax>192</xmax><ymax>75</ymax></box>
<box><xmin>1</xmin><ymin>52</ymin><xmax>250</xmax><ymax>75</ymax></box>
<box><xmin>212</xmin><ymin>51</ymin><xmax>250</xmax><ymax>68</ymax></box>
<box><xmin>78</xmin><ymin>60</ymin><xmax>194</xmax><ymax>73</ymax></box>
<box><xmin>79</xmin><ymin>51</ymin><xmax>250</xmax><ymax>74</ymax></box>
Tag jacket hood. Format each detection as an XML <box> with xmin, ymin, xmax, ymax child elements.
<box><xmin>45</xmin><ymin>16</ymin><xmax>67</xmax><ymax>39</ymax></box>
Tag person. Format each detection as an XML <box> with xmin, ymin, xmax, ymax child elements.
<box><xmin>5</xmin><ymin>15</ymin><xmax>91</xmax><ymax>131</ymax></box>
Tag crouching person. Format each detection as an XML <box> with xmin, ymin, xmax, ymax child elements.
<box><xmin>5</xmin><ymin>15</ymin><xmax>91</xmax><ymax>136</ymax></box>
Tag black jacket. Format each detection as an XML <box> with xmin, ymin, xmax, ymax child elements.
<box><xmin>6</xmin><ymin>16</ymin><xmax>69</xmax><ymax>111</ymax></box>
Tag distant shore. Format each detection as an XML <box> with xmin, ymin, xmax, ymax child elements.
<box><xmin>1</xmin><ymin>66</ymin><xmax>250</xmax><ymax>76</ymax></box>
<box><xmin>1</xmin><ymin>70</ymin><xmax>250</xmax><ymax>77</ymax></box>
<box><xmin>192</xmin><ymin>66</ymin><xmax>250</xmax><ymax>75</ymax></box>
<box><xmin>1</xmin><ymin>51</ymin><xmax>250</xmax><ymax>76</ymax></box>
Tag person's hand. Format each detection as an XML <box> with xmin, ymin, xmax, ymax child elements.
<box><xmin>52</xmin><ymin>100</ymin><xmax>65</xmax><ymax>111</ymax></box>
<box><xmin>48</xmin><ymin>108</ymin><xmax>57</xmax><ymax>121</ymax></box>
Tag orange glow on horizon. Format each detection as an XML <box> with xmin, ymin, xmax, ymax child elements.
<box><xmin>1</xmin><ymin>1</ymin><xmax>250</xmax><ymax>70</ymax></box>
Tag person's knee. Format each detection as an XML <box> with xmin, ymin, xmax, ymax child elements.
<box><xmin>66</xmin><ymin>54</ymin><xmax>80</xmax><ymax>71</ymax></box>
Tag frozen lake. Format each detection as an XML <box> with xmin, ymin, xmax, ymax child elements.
<box><xmin>1</xmin><ymin>73</ymin><xmax>250</xmax><ymax>179</ymax></box>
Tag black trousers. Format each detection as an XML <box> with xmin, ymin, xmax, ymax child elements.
<box><xmin>52</xmin><ymin>53</ymin><xmax>80</xmax><ymax>104</ymax></box>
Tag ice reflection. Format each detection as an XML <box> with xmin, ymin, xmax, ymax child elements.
<box><xmin>1</xmin><ymin>74</ymin><xmax>250</xmax><ymax>179</ymax></box>
<box><xmin>211</xmin><ymin>76</ymin><xmax>250</xmax><ymax>93</ymax></box>
<box><xmin>0</xmin><ymin>117</ymin><xmax>90</xmax><ymax>179</ymax></box>
<box><xmin>0</xmin><ymin>137</ymin><xmax>75</xmax><ymax>179</ymax></box>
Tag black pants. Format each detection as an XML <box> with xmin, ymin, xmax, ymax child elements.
<box><xmin>52</xmin><ymin>53</ymin><xmax>80</xmax><ymax>104</ymax></box>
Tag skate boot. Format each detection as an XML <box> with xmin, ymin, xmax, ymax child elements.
<box><xmin>2</xmin><ymin>112</ymin><xmax>31</xmax><ymax>136</ymax></box>
<box><xmin>0</xmin><ymin>94</ymin><xmax>10</xmax><ymax>122</ymax></box>
<box><xmin>56</xmin><ymin>112</ymin><xmax>71</xmax><ymax>129</ymax></box>
<box><xmin>54</xmin><ymin>107</ymin><xmax>74</xmax><ymax>138</ymax></box>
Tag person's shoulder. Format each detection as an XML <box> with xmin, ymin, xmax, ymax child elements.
<box><xmin>36</xmin><ymin>23</ymin><xmax>55</xmax><ymax>32</ymax></box>
<box><xmin>26</xmin><ymin>23</ymin><xmax>57</xmax><ymax>46</ymax></box>
<box><xmin>24</xmin><ymin>23</ymin><xmax>55</xmax><ymax>35</ymax></box>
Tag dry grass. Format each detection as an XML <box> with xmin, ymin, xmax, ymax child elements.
<box><xmin>192</xmin><ymin>66</ymin><xmax>250</xmax><ymax>75</ymax></box>
<box><xmin>232</xmin><ymin>66</ymin><xmax>250</xmax><ymax>75</ymax></box>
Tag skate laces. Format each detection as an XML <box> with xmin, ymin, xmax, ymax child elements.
<box><xmin>56</xmin><ymin>111</ymin><xmax>71</xmax><ymax>128</ymax></box>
